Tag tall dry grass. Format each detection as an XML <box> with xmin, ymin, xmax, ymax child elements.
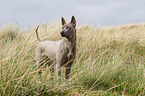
<box><xmin>0</xmin><ymin>23</ymin><xmax>145</xmax><ymax>95</ymax></box>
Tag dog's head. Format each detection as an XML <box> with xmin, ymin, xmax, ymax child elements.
<box><xmin>60</xmin><ymin>16</ymin><xmax>76</xmax><ymax>39</ymax></box>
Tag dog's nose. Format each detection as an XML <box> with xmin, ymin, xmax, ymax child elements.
<box><xmin>60</xmin><ymin>31</ymin><xmax>64</xmax><ymax>36</ymax></box>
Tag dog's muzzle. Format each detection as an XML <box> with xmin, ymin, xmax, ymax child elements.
<box><xmin>60</xmin><ymin>31</ymin><xmax>70</xmax><ymax>38</ymax></box>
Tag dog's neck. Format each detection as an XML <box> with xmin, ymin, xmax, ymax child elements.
<box><xmin>63</xmin><ymin>31</ymin><xmax>76</xmax><ymax>56</ymax></box>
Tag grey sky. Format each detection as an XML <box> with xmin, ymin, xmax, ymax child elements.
<box><xmin>0</xmin><ymin>0</ymin><xmax>145</xmax><ymax>28</ymax></box>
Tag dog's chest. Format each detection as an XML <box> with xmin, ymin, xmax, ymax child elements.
<box><xmin>59</xmin><ymin>45</ymin><xmax>73</xmax><ymax>66</ymax></box>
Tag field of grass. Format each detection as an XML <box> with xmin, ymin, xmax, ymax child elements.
<box><xmin>0</xmin><ymin>23</ymin><xmax>145</xmax><ymax>95</ymax></box>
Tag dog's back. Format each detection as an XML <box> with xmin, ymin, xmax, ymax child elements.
<box><xmin>35</xmin><ymin>40</ymin><xmax>61</xmax><ymax>61</ymax></box>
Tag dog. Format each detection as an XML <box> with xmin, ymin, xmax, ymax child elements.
<box><xmin>35</xmin><ymin>16</ymin><xmax>76</xmax><ymax>85</ymax></box>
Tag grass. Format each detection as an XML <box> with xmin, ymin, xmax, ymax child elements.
<box><xmin>0</xmin><ymin>22</ymin><xmax>145</xmax><ymax>95</ymax></box>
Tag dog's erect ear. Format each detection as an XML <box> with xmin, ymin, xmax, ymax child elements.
<box><xmin>71</xmin><ymin>16</ymin><xmax>76</xmax><ymax>27</ymax></box>
<box><xmin>61</xmin><ymin>17</ymin><xmax>66</xmax><ymax>26</ymax></box>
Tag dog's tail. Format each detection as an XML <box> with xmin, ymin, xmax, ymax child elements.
<box><xmin>36</xmin><ymin>25</ymin><xmax>41</xmax><ymax>43</ymax></box>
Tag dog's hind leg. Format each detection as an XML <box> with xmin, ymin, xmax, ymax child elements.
<box><xmin>35</xmin><ymin>48</ymin><xmax>42</xmax><ymax>76</ymax></box>
<box><xmin>37</xmin><ymin>55</ymin><xmax>46</xmax><ymax>77</ymax></box>
<box><xmin>49</xmin><ymin>62</ymin><xmax>54</xmax><ymax>86</ymax></box>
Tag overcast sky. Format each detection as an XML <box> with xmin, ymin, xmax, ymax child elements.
<box><xmin>0</xmin><ymin>0</ymin><xmax>145</xmax><ymax>28</ymax></box>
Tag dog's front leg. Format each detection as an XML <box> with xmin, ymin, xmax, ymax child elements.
<box><xmin>65</xmin><ymin>67</ymin><xmax>71</xmax><ymax>81</ymax></box>
<box><xmin>56</xmin><ymin>63</ymin><xmax>61</xmax><ymax>85</ymax></box>
<box><xmin>65</xmin><ymin>62</ymin><xmax>73</xmax><ymax>86</ymax></box>
<box><xmin>56</xmin><ymin>59</ymin><xmax>61</xmax><ymax>85</ymax></box>
<box><xmin>49</xmin><ymin>63</ymin><xmax>54</xmax><ymax>86</ymax></box>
